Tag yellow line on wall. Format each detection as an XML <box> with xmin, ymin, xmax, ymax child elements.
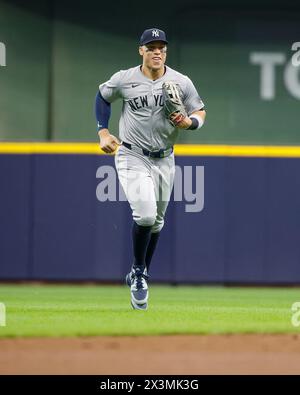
<box><xmin>1</xmin><ymin>142</ymin><xmax>300</xmax><ymax>158</ymax></box>
<box><xmin>174</xmin><ymin>144</ymin><xmax>300</xmax><ymax>157</ymax></box>
<box><xmin>0</xmin><ymin>142</ymin><xmax>102</xmax><ymax>154</ymax></box>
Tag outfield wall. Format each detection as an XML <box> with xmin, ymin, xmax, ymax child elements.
<box><xmin>1</xmin><ymin>144</ymin><xmax>300</xmax><ymax>284</ymax></box>
<box><xmin>1</xmin><ymin>1</ymin><xmax>300</xmax><ymax>283</ymax></box>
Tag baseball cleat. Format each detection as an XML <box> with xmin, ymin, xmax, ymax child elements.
<box><xmin>131</xmin><ymin>300</ymin><xmax>148</xmax><ymax>310</ymax></box>
<box><xmin>127</xmin><ymin>270</ymin><xmax>147</xmax><ymax>309</ymax></box>
<box><xmin>127</xmin><ymin>266</ymin><xmax>149</xmax><ymax>309</ymax></box>
<box><xmin>125</xmin><ymin>271</ymin><xmax>133</xmax><ymax>287</ymax></box>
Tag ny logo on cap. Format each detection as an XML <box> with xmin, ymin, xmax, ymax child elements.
<box><xmin>152</xmin><ymin>29</ymin><xmax>160</xmax><ymax>38</ymax></box>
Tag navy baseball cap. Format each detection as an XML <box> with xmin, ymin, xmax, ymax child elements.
<box><xmin>139</xmin><ymin>28</ymin><xmax>168</xmax><ymax>46</ymax></box>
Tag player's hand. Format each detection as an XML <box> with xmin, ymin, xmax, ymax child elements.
<box><xmin>99</xmin><ymin>129</ymin><xmax>121</xmax><ymax>154</ymax></box>
<box><xmin>170</xmin><ymin>114</ymin><xmax>192</xmax><ymax>129</ymax></box>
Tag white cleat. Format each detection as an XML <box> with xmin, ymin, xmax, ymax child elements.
<box><xmin>126</xmin><ymin>266</ymin><xmax>149</xmax><ymax>310</ymax></box>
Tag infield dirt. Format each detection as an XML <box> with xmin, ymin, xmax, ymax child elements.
<box><xmin>1</xmin><ymin>334</ymin><xmax>300</xmax><ymax>374</ymax></box>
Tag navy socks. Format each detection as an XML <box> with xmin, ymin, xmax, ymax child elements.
<box><xmin>132</xmin><ymin>222</ymin><xmax>161</xmax><ymax>272</ymax></box>
<box><xmin>132</xmin><ymin>222</ymin><xmax>152</xmax><ymax>268</ymax></box>
<box><xmin>145</xmin><ymin>232</ymin><xmax>160</xmax><ymax>272</ymax></box>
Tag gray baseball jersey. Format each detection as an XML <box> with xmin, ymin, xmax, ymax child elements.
<box><xmin>99</xmin><ymin>65</ymin><xmax>204</xmax><ymax>151</ymax></box>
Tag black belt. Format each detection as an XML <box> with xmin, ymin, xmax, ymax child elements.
<box><xmin>122</xmin><ymin>142</ymin><xmax>173</xmax><ymax>158</ymax></box>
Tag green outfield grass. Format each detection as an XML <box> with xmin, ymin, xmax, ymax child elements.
<box><xmin>0</xmin><ymin>284</ymin><xmax>299</xmax><ymax>337</ymax></box>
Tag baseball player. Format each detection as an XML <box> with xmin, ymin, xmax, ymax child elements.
<box><xmin>95</xmin><ymin>28</ymin><xmax>206</xmax><ymax>310</ymax></box>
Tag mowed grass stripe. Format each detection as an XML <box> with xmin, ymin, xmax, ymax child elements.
<box><xmin>0</xmin><ymin>285</ymin><xmax>298</xmax><ymax>337</ymax></box>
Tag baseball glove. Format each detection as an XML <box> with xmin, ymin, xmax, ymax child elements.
<box><xmin>162</xmin><ymin>81</ymin><xmax>187</xmax><ymax>127</ymax></box>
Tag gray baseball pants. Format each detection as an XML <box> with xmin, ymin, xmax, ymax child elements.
<box><xmin>115</xmin><ymin>145</ymin><xmax>175</xmax><ymax>233</ymax></box>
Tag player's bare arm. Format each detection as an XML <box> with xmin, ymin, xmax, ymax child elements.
<box><xmin>191</xmin><ymin>109</ymin><xmax>206</xmax><ymax>123</ymax></box>
<box><xmin>170</xmin><ymin>109</ymin><xmax>206</xmax><ymax>130</ymax></box>
<box><xmin>98</xmin><ymin>128</ymin><xmax>121</xmax><ymax>154</ymax></box>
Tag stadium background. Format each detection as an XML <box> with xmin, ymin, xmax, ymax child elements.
<box><xmin>1</xmin><ymin>0</ymin><xmax>300</xmax><ymax>284</ymax></box>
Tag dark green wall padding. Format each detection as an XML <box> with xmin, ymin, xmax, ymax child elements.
<box><xmin>0</xmin><ymin>1</ymin><xmax>300</xmax><ymax>144</ymax></box>
<box><xmin>0</xmin><ymin>2</ymin><xmax>51</xmax><ymax>140</ymax></box>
